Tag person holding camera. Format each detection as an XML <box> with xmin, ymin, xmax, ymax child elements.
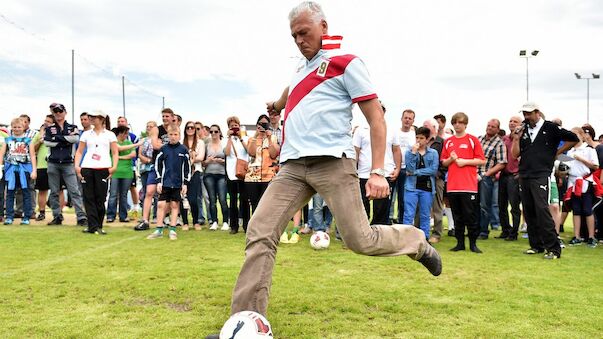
<box><xmin>224</xmin><ymin>116</ymin><xmax>250</xmax><ymax>234</ymax></box>
<box><xmin>182</xmin><ymin>121</ymin><xmax>205</xmax><ymax>231</ymax></box>
<box><xmin>244</xmin><ymin>115</ymin><xmax>279</xmax><ymax>214</ymax></box>
<box><xmin>44</xmin><ymin>103</ymin><xmax>87</xmax><ymax>226</ymax></box>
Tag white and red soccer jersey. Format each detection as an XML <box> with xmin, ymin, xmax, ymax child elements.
<box><xmin>280</xmin><ymin>36</ymin><xmax>378</xmax><ymax>163</ymax></box>
<box><xmin>441</xmin><ymin>134</ymin><xmax>485</xmax><ymax>193</ymax></box>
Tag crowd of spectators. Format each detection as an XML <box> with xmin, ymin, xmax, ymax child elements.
<box><xmin>1</xmin><ymin>102</ymin><xmax>602</xmax><ymax>255</ymax></box>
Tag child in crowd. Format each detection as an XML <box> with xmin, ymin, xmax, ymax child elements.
<box><xmin>441</xmin><ymin>112</ymin><xmax>486</xmax><ymax>253</ymax></box>
<box><xmin>403</xmin><ymin>127</ymin><xmax>439</xmax><ymax>240</ymax></box>
<box><xmin>0</xmin><ymin>118</ymin><xmax>37</xmax><ymax>225</ymax></box>
<box><xmin>147</xmin><ymin>126</ymin><xmax>190</xmax><ymax>240</ymax></box>
<box><xmin>106</xmin><ymin>126</ymin><xmax>135</xmax><ymax>223</ymax></box>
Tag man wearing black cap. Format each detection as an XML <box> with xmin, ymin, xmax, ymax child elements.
<box><xmin>44</xmin><ymin>103</ymin><xmax>87</xmax><ymax>226</ymax></box>
<box><xmin>511</xmin><ymin>102</ymin><xmax>578</xmax><ymax>259</ymax></box>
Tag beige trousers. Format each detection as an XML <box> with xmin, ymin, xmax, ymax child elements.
<box><xmin>230</xmin><ymin>156</ymin><xmax>427</xmax><ymax>316</ymax></box>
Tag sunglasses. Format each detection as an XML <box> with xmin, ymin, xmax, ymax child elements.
<box><xmin>196</xmin><ymin>127</ymin><xmax>202</xmax><ymax>131</ymax></box>
<box><xmin>210</xmin><ymin>130</ymin><xmax>220</xmax><ymax>134</ymax></box>
<box><xmin>186</xmin><ymin>126</ymin><xmax>195</xmax><ymax>130</ymax></box>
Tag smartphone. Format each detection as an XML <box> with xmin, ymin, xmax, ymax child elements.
<box><xmin>231</xmin><ymin>127</ymin><xmax>240</xmax><ymax>134</ymax></box>
<box><xmin>260</xmin><ymin>122</ymin><xmax>270</xmax><ymax>130</ymax></box>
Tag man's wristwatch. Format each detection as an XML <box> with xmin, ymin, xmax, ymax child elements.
<box><xmin>370</xmin><ymin>168</ymin><xmax>386</xmax><ymax>177</ymax></box>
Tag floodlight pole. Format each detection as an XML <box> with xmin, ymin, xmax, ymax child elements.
<box><xmin>71</xmin><ymin>49</ymin><xmax>75</xmax><ymax>124</ymax></box>
<box><xmin>519</xmin><ymin>50</ymin><xmax>539</xmax><ymax>101</ymax></box>
<box><xmin>122</xmin><ymin>76</ymin><xmax>126</xmax><ymax>118</ymax></box>
<box><xmin>575</xmin><ymin>73</ymin><xmax>600</xmax><ymax>123</ymax></box>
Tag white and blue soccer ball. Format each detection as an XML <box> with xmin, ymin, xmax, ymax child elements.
<box><xmin>220</xmin><ymin>311</ymin><xmax>273</xmax><ymax>339</ymax></box>
<box><xmin>310</xmin><ymin>231</ymin><xmax>330</xmax><ymax>250</ymax></box>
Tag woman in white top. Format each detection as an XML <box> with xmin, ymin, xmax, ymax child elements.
<box><xmin>74</xmin><ymin>112</ymin><xmax>118</xmax><ymax>235</ymax></box>
<box><xmin>182</xmin><ymin>121</ymin><xmax>206</xmax><ymax>231</ymax></box>
<box><xmin>224</xmin><ymin>116</ymin><xmax>249</xmax><ymax>234</ymax></box>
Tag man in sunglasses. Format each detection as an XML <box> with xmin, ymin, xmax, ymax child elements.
<box><xmin>44</xmin><ymin>103</ymin><xmax>87</xmax><ymax>226</ymax></box>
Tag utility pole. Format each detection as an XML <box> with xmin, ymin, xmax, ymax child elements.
<box><xmin>71</xmin><ymin>49</ymin><xmax>75</xmax><ymax>123</ymax></box>
<box><xmin>122</xmin><ymin>75</ymin><xmax>126</xmax><ymax>117</ymax></box>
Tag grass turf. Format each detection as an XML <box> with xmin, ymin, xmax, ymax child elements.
<box><xmin>1</xmin><ymin>223</ymin><xmax>602</xmax><ymax>338</ymax></box>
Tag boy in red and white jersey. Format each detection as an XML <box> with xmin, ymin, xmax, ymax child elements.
<box><xmin>441</xmin><ymin>112</ymin><xmax>486</xmax><ymax>253</ymax></box>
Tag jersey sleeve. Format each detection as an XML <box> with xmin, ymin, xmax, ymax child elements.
<box><xmin>343</xmin><ymin>57</ymin><xmax>378</xmax><ymax>103</ymax></box>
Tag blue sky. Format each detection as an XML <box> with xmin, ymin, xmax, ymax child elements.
<box><xmin>1</xmin><ymin>0</ymin><xmax>603</xmax><ymax>136</ymax></box>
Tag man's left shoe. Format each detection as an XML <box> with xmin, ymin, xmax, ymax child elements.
<box><xmin>418</xmin><ymin>243</ymin><xmax>442</xmax><ymax>276</ymax></box>
<box><xmin>470</xmin><ymin>244</ymin><xmax>483</xmax><ymax>253</ymax></box>
<box><xmin>543</xmin><ymin>251</ymin><xmax>559</xmax><ymax>260</ymax></box>
<box><xmin>77</xmin><ymin>219</ymin><xmax>88</xmax><ymax>227</ymax></box>
<box><xmin>20</xmin><ymin>219</ymin><xmax>30</xmax><ymax>225</ymax></box>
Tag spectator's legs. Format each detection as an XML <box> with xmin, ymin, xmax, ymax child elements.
<box><xmin>60</xmin><ymin>164</ymin><xmax>87</xmax><ymax>221</ymax></box>
<box><xmin>106</xmin><ymin>179</ymin><xmax>119</xmax><ymax>221</ymax></box>
<box><xmin>204</xmin><ymin>174</ymin><xmax>218</xmax><ymax>223</ymax></box>
<box><xmin>47</xmin><ymin>163</ymin><xmax>62</xmax><ymax>219</ymax></box>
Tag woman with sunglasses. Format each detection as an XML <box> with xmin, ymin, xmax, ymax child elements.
<box><xmin>183</xmin><ymin>121</ymin><xmax>206</xmax><ymax>231</ymax></box>
<box><xmin>224</xmin><ymin>116</ymin><xmax>250</xmax><ymax>234</ymax></box>
<box><xmin>244</xmin><ymin>114</ymin><xmax>279</xmax><ymax>213</ymax></box>
<box><xmin>203</xmin><ymin>125</ymin><xmax>229</xmax><ymax>231</ymax></box>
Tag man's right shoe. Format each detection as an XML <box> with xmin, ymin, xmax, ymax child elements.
<box><xmin>35</xmin><ymin>213</ymin><xmax>46</xmax><ymax>221</ymax></box>
<box><xmin>418</xmin><ymin>243</ymin><xmax>442</xmax><ymax>276</ymax></box>
<box><xmin>77</xmin><ymin>219</ymin><xmax>88</xmax><ymax>227</ymax></box>
<box><xmin>47</xmin><ymin>217</ymin><xmax>62</xmax><ymax>226</ymax></box>
<box><xmin>134</xmin><ymin>221</ymin><xmax>150</xmax><ymax>231</ymax></box>
<box><xmin>209</xmin><ymin>222</ymin><xmax>218</xmax><ymax>231</ymax></box>
<box><xmin>505</xmin><ymin>235</ymin><xmax>518</xmax><ymax>241</ymax></box>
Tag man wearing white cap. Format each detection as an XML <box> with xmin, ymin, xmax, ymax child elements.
<box><xmin>511</xmin><ymin>102</ymin><xmax>578</xmax><ymax>259</ymax></box>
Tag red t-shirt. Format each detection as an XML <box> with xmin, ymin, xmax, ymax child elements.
<box><xmin>441</xmin><ymin>134</ymin><xmax>485</xmax><ymax>193</ymax></box>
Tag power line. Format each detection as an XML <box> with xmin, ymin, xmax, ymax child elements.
<box><xmin>0</xmin><ymin>11</ymin><xmax>164</xmax><ymax>100</ymax></box>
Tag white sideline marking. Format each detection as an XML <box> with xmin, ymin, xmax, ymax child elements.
<box><xmin>0</xmin><ymin>235</ymin><xmax>140</xmax><ymax>278</ymax></box>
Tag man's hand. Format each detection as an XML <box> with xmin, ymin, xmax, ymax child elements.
<box><xmin>157</xmin><ymin>183</ymin><xmax>163</xmax><ymax>194</ymax></box>
<box><xmin>181</xmin><ymin>185</ymin><xmax>187</xmax><ymax>196</ymax></box>
<box><xmin>390</xmin><ymin>169</ymin><xmax>400</xmax><ymax>182</ymax></box>
<box><xmin>365</xmin><ymin>175</ymin><xmax>390</xmax><ymax>200</ymax></box>
<box><xmin>455</xmin><ymin>158</ymin><xmax>467</xmax><ymax>168</ymax></box>
<box><xmin>30</xmin><ymin>169</ymin><xmax>37</xmax><ymax>181</ymax></box>
<box><xmin>449</xmin><ymin>150</ymin><xmax>458</xmax><ymax>161</ymax></box>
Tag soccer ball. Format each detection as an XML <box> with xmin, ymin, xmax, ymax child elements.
<box><xmin>219</xmin><ymin>311</ymin><xmax>273</xmax><ymax>339</ymax></box>
<box><xmin>310</xmin><ymin>231</ymin><xmax>330</xmax><ymax>250</ymax></box>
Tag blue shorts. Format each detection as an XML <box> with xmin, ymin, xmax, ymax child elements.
<box><xmin>146</xmin><ymin>171</ymin><xmax>159</xmax><ymax>185</ymax></box>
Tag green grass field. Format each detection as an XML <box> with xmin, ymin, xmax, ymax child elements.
<box><xmin>1</xmin><ymin>221</ymin><xmax>602</xmax><ymax>338</ymax></box>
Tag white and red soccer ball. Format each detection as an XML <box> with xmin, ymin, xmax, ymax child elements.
<box><xmin>310</xmin><ymin>231</ymin><xmax>330</xmax><ymax>250</ymax></box>
<box><xmin>220</xmin><ymin>311</ymin><xmax>272</xmax><ymax>338</ymax></box>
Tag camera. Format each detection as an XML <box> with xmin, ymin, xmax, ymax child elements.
<box><xmin>231</xmin><ymin>127</ymin><xmax>240</xmax><ymax>134</ymax></box>
<box><xmin>260</xmin><ymin>122</ymin><xmax>270</xmax><ymax>130</ymax></box>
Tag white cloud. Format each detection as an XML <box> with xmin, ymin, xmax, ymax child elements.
<box><xmin>0</xmin><ymin>0</ymin><xmax>602</xmax><ymax>136</ymax></box>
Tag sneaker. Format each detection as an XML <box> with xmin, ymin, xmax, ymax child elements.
<box><xmin>505</xmin><ymin>235</ymin><xmax>518</xmax><ymax>241</ymax></box>
<box><xmin>587</xmin><ymin>238</ymin><xmax>597</xmax><ymax>248</ymax></box>
<box><xmin>558</xmin><ymin>237</ymin><xmax>566</xmax><ymax>249</ymax></box>
<box><xmin>543</xmin><ymin>251</ymin><xmax>559</xmax><ymax>260</ymax></box>
<box><xmin>20</xmin><ymin>219</ymin><xmax>30</xmax><ymax>225</ymax></box>
<box><xmin>418</xmin><ymin>242</ymin><xmax>442</xmax><ymax>276</ymax></box>
<box><xmin>300</xmin><ymin>226</ymin><xmax>312</xmax><ymax>234</ymax></box>
<box><xmin>95</xmin><ymin>229</ymin><xmax>107</xmax><ymax>235</ymax></box>
<box><xmin>176</xmin><ymin>217</ymin><xmax>183</xmax><ymax>226</ymax></box>
<box><xmin>495</xmin><ymin>233</ymin><xmax>509</xmax><ymax>239</ymax></box>
<box><xmin>279</xmin><ymin>232</ymin><xmax>290</xmax><ymax>244</ymax></box>
<box><xmin>147</xmin><ymin>231</ymin><xmax>163</xmax><ymax>239</ymax></box>
<box><xmin>134</xmin><ymin>221</ymin><xmax>150</xmax><ymax>231</ymax></box>
<box><xmin>35</xmin><ymin>213</ymin><xmax>46</xmax><ymax>221</ymax></box>
<box><xmin>77</xmin><ymin>219</ymin><xmax>88</xmax><ymax>226</ymax></box>
<box><xmin>477</xmin><ymin>233</ymin><xmax>489</xmax><ymax>240</ymax></box>
<box><xmin>221</xmin><ymin>222</ymin><xmax>230</xmax><ymax>231</ymax></box>
<box><xmin>568</xmin><ymin>237</ymin><xmax>583</xmax><ymax>246</ymax></box>
<box><xmin>169</xmin><ymin>230</ymin><xmax>177</xmax><ymax>240</ymax></box>
<box><xmin>289</xmin><ymin>233</ymin><xmax>300</xmax><ymax>244</ymax></box>
<box><xmin>119</xmin><ymin>218</ymin><xmax>130</xmax><ymax>223</ymax></box>
<box><xmin>209</xmin><ymin>222</ymin><xmax>218</xmax><ymax>231</ymax></box>
<box><xmin>4</xmin><ymin>218</ymin><xmax>14</xmax><ymax>225</ymax></box>
<box><xmin>524</xmin><ymin>248</ymin><xmax>544</xmax><ymax>255</ymax></box>
<box><xmin>198</xmin><ymin>219</ymin><xmax>206</xmax><ymax>225</ymax></box>
<box><xmin>47</xmin><ymin>217</ymin><xmax>62</xmax><ymax>226</ymax></box>
<box><xmin>106</xmin><ymin>219</ymin><xmax>115</xmax><ymax>223</ymax></box>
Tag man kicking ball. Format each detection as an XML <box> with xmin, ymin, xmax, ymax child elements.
<box><xmin>207</xmin><ymin>2</ymin><xmax>441</xmax><ymax>337</ymax></box>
